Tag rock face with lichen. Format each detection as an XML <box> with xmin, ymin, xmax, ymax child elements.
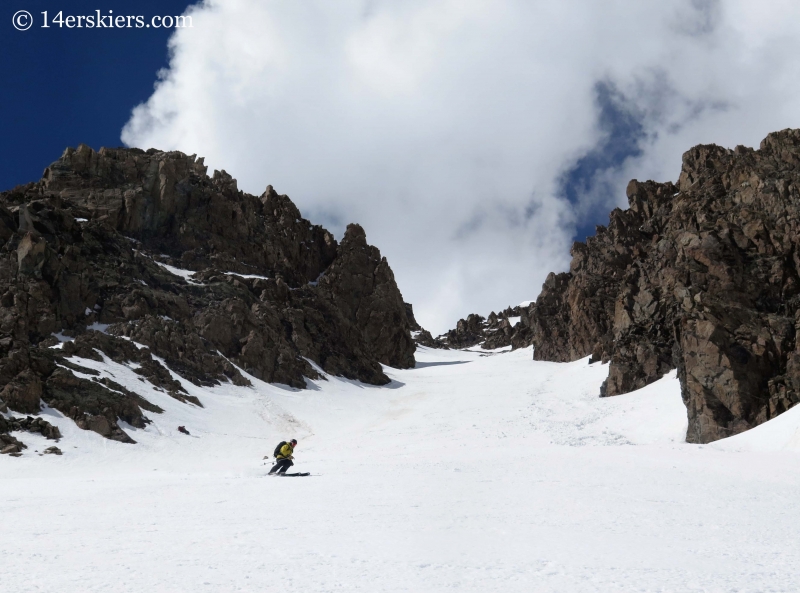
<box><xmin>529</xmin><ymin>129</ymin><xmax>800</xmax><ymax>443</ymax></box>
<box><xmin>0</xmin><ymin>145</ymin><xmax>415</xmax><ymax>446</ymax></box>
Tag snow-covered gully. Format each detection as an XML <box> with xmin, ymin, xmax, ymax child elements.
<box><xmin>3</xmin><ymin>346</ymin><xmax>800</xmax><ymax>592</ymax></box>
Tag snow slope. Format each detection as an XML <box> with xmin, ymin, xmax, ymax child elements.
<box><xmin>3</xmin><ymin>346</ymin><xmax>800</xmax><ymax>592</ymax></box>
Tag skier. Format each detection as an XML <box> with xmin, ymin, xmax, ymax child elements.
<box><xmin>269</xmin><ymin>439</ymin><xmax>298</xmax><ymax>475</ymax></box>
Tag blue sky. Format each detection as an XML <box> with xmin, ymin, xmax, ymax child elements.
<box><xmin>1</xmin><ymin>0</ymin><xmax>193</xmax><ymax>189</ymax></box>
<box><xmin>559</xmin><ymin>82</ymin><xmax>646</xmax><ymax>244</ymax></box>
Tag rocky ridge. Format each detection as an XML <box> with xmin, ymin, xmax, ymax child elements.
<box><xmin>529</xmin><ymin>129</ymin><xmax>800</xmax><ymax>443</ymax></box>
<box><xmin>0</xmin><ymin>145</ymin><xmax>415</xmax><ymax>448</ymax></box>
<box><xmin>433</xmin><ymin>304</ymin><xmax>535</xmax><ymax>350</ymax></box>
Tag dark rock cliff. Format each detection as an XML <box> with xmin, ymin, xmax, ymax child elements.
<box><xmin>530</xmin><ymin>129</ymin><xmax>800</xmax><ymax>443</ymax></box>
<box><xmin>0</xmin><ymin>145</ymin><xmax>415</xmax><ymax>444</ymax></box>
<box><xmin>430</xmin><ymin>304</ymin><xmax>535</xmax><ymax>351</ymax></box>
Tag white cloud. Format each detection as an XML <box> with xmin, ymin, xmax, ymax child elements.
<box><xmin>123</xmin><ymin>0</ymin><xmax>800</xmax><ymax>334</ymax></box>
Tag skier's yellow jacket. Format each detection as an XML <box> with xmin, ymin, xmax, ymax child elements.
<box><xmin>276</xmin><ymin>442</ymin><xmax>294</xmax><ymax>460</ymax></box>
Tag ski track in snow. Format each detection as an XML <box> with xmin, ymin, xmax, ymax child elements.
<box><xmin>3</xmin><ymin>346</ymin><xmax>800</xmax><ymax>592</ymax></box>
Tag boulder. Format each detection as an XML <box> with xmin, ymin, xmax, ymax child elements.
<box><xmin>1</xmin><ymin>369</ymin><xmax>42</xmax><ymax>414</ymax></box>
<box><xmin>0</xmin><ymin>433</ymin><xmax>26</xmax><ymax>454</ymax></box>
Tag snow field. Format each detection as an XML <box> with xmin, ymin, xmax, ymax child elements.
<box><xmin>2</xmin><ymin>346</ymin><xmax>800</xmax><ymax>592</ymax></box>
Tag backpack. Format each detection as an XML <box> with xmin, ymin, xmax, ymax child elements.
<box><xmin>273</xmin><ymin>441</ymin><xmax>287</xmax><ymax>458</ymax></box>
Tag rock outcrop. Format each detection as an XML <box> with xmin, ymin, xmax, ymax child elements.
<box><xmin>0</xmin><ymin>145</ymin><xmax>415</xmax><ymax>446</ymax></box>
<box><xmin>530</xmin><ymin>129</ymin><xmax>800</xmax><ymax>443</ymax></box>
<box><xmin>435</xmin><ymin>304</ymin><xmax>535</xmax><ymax>350</ymax></box>
<box><xmin>318</xmin><ymin>224</ymin><xmax>415</xmax><ymax>370</ymax></box>
<box><xmin>0</xmin><ymin>414</ymin><xmax>62</xmax><ymax>440</ymax></box>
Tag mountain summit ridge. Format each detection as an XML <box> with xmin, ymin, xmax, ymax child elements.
<box><xmin>0</xmin><ymin>145</ymin><xmax>414</xmax><ymax>443</ymax></box>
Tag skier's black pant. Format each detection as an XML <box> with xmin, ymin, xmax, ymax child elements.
<box><xmin>269</xmin><ymin>459</ymin><xmax>293</xmax><ymax>474</ymax></box>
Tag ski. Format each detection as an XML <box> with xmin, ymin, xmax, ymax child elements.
<box><xmin>275</xmin><ymin>472</ymin><xmax>311</xmax><ymax>477</ymax></box>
